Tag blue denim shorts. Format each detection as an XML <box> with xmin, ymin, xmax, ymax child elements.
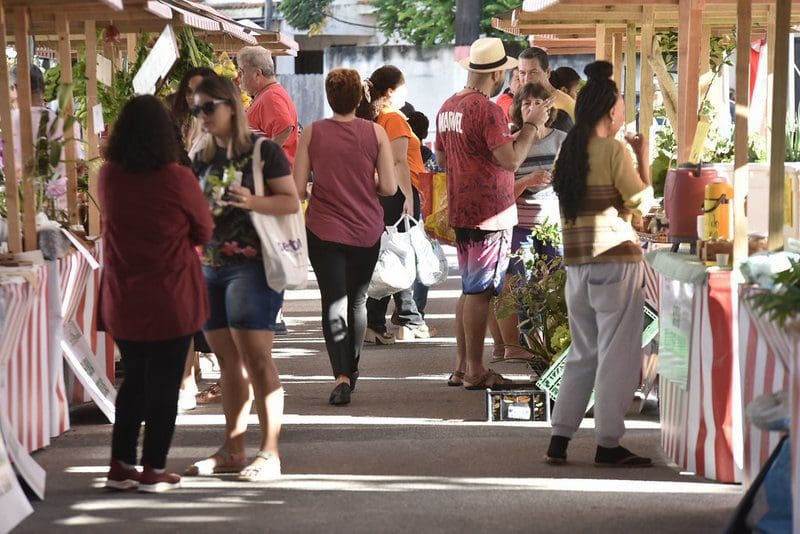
<box><xmin>203</xmin><ymin>262</ymin><xmax>284</xmax><ymax>331</ymax></box>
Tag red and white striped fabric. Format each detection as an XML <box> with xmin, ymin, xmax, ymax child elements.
<box><xmin>1</xmin><ymin>265</ymin><xmax>54</xmax><ymax>452</ymax></box>
<box><xmin>738</xmin><ymin>298</ymin><xmax>790</xmax><ymax>486</ymax></box>
<box><xmin>643</xmin><ymin>261</ymin><xmax>660</xmax><ymax>311</ymax></box>
<box><xmin>791</xmin><ymin>336</ymin><xmax>800</xmax><ymax>534</ymax></box>
<box><xmin>63</xmin><ymin>242</ymin><xmax>116</xmax><ymax>405</ymax></box>
<box><xmin>657</xmin><ymin>270</ymin><xmax>744</xmax><ymax>482</ymax></box>
<box><xmin>659</xmin><ymin>375</ymin><xmax>688</xmax><ymax>468</ymax></box>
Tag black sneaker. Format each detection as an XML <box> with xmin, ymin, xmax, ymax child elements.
<box><xmin>545</xmin><ymin>435</ymin><xmax>570</xmax><ymax>464</ymax></box>
<box><xmin>594</xmin><ymin>445</ymin><xmax>653</xmax><ymax>467</ymax></box>
<box><xmin>329</xmin><ymin>383</ymin><xmax>351</xmax><ymax>405</ymax></box>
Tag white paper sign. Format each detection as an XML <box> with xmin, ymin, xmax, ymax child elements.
<box><xmin>96</xmin><ymin>55</ymin><xmax>113</xmax><ymax>87</ymax></box>
<box><xmin>0</xmin><ymin>408</ymin><xmax>46</xmax><ymax>500</ymax></box>
<box><xmin>132</xmin><ymin>24</ymin><xmax>179</xmax><ymax>95</ymax></box>
<box><xmin>0</xmin><ymin>429</ymin><xmax>33</xmax><ymax>532</ymax></box>
<box><xmin>92</xmin><ymin>104</ymin><xmax>105</xmax><ymax>136</ymax></box>
<box><xmin>61</xmin><ymin>320</ymin><xmax>116</xmax><ymax>423</ymax></box>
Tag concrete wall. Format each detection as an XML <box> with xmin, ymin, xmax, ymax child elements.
<box><xmin>324</xmin><ymin>45</ymin><xmax>466</xmax><ymax>142</ymax></box>
<box><xmin>277</xmin><ymin>74</ymin><xmax>325</xmax><ymax>129</ymax></box>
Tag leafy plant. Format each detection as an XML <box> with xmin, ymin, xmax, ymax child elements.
<box><xmin>748</xmin><ymin>260</ymin><xmax>800</xmax><ymax>327</ymax></box>
<box><xmin>787</xmin><ymin>120</ymin><xmax>800</xmax><ymax>162</ymax></box>
<box><xmin>371</xmin><ymin>0</ymin><xmax>525</xmax><ymax>48</ymax></box>
<box><xmin>493</xmin><ymin>219</ymin><xmax>570</xmax><ymax>374</ymax></box>
<box><xmin>278</xmin><ymin>0</ymin><xmax>334</xmax><ymax>32</ymax></box>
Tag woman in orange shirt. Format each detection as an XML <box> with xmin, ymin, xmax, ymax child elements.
<box><xmin>357</xmin><ymin>65</ymin><xmax>435</xmax><ymax>343</ymax></box>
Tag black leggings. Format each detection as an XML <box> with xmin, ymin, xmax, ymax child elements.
<box><xmin>111</xmin><ymin>335</ymin><xmax>191</xmax><ymax>469</ymax></box>
<box><xmin>307</xmin><ymin>229</ymin><xmax>380</xmax><ymax>381</ymax></box>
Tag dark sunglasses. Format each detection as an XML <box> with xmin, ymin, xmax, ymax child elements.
<box><xmin>191</xmin><ymin>99</ymin><xmax>230</xmax><ymax>117</ymax></box>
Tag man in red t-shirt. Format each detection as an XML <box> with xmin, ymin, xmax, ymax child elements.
<box><xmin>435</xmin><ymin>37</ymin><xmax>552</xmax><ymax>390</ymax></box>
<box><xmin>238</xmin><ymin>46</ymin><xmax>299</xmax><ymax>168</ymax></box>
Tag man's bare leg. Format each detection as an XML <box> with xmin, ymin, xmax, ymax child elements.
<box><xmin>462</xmin><ymin>290</ymin><xmax>493</xmax><ymax>378</ymax></box>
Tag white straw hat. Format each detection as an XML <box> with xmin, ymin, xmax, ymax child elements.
<box><xmin>458</xmin><ymin>37</ymin><xmax>518</xmax><ymax>73</ymax></box>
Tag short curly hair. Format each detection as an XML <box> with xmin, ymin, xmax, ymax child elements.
<box><xmin>326</xmin><ymin>68</ymin><xmax>363</xmax><ymax>115</ymax></box>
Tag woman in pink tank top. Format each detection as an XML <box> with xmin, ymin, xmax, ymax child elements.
<box><xmin>294</xmin><ymin>68</ymin><xmax>397</xmax><ymax>405</ymax></box>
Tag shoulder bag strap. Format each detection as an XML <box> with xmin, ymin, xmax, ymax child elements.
<box><xmin>251</xmin><ymin>136</ymin><xmax>266</xmax><ymax>196</ymax></box>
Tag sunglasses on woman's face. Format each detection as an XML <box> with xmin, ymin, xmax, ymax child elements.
<box><xmin>191</xmin><ymin>99</ymin><xmax>229</xmax><ymax>117</ymax></box>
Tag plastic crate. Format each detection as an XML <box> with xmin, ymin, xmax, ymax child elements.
<box><xmin>535</xmin><ymin>304</ymin><xmax>659</xmax><ymax>408</ymax></box>
<box><xmin>486</xmin><ymin>388</ymin><xmax>550</xmax><ymax>422</ymax></box>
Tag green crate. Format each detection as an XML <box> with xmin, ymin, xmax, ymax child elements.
<box><xmin>535</xmin><ymin>304</ymin><xmax>659</xmax><ymax>409</ymax></box>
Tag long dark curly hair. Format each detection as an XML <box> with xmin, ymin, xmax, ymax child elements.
<box><xmin>106</xmin><ymin>95</ymin><xmax>180</xmax><ymax>173</ymax></box>
<box><xmin>355</xmin><ymin>65</ymin><xmax>404</xmax><ymax>121</ymax></box>
<box><xmin>552</xmin><ymin>61</ymin><xmax>618</xmax><ymax>223</ymax></box>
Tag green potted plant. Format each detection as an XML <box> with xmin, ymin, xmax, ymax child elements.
<box><xmin>493</xmin><ymin>220</ymin><xmax>571</xmax><ymax>377</ymax></box>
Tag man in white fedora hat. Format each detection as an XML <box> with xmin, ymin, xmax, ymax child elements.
<box><xmin>435</xmin><ymin>37</ymin><xmax>552</xmax><ymax>390</ymax></box>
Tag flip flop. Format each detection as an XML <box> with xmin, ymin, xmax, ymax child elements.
<box><xmin>463</xmin><ymin>369</ymin><xmax>511</xmax><ymax>390</ymax></box>
<box><xmin>238</xmin><ymin>451</ymin><xmax>281</xmax><ymax>482</ymax></box>
<box><xmin>196</xmin><ymin>382</ymin><xmax>222</xmax><ymax>404</ymax></box>
<box><xmin>184</xmin><ymin>448</ymin><xmax>247</xmax><ymax>476</ymax></box>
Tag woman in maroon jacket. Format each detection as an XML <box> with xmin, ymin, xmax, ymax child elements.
<box><xmin>99</xmin><ymin>95</ymin><xmax>214</xmax><ymax>493</ymax></box>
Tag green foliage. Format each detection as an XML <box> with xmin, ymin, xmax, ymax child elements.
<box><xmin>278</xmin><ymin>0</ymin><xmax>333</xmax><ymax>31</ymax></box>
<box><xmin>650</xmin><ymin>117</ymin><xmax>676</xmax><ymax>197</ymax></box>
<box><xmin>787</xmin><ymin>120</ymin><xmax>800</xmax><ymax>162</ymax></box>
<box><xmin>371</xmin><ymin>0</ymin><xmax>524</xmax><ymax>47</ymax></box>
<box><xmin>748</xmin><ymin>260</ymin><xmax>800</xmax><ymax>327</ymax></box>
<box><xmin>493</xmin><ymin>219</ymin><xmax>570</xmax><ymax>372</ymax></box>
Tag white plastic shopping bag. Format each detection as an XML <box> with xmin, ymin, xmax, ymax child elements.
<box><xmin>408</xmin><ymin>215</ymin><xmax>448</xmax><ymax>286</ymax></box>
<box><xmin>368</xmin><ymin>215</ymin><xmax>416</xmax><ymax>299</ymax></box>
<box><xmin>250</xmin><ymin>137</ymin><xmax>309</xmax><ymax>291</ymax></box>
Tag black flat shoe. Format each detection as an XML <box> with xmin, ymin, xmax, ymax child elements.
<box><xmin>329</xmin><ymin>383</ymin><xmax>351</xmax><ymax>405</ymax></box>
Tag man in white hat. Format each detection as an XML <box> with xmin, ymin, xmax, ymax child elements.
<box><xmin>435</xmin><ymin>37</ymin><xmax>552</xmax><ymax>390</ymax></box>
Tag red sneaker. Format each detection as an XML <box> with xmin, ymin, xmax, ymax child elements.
<box><xmin>105</xmin><ymin>460</ymin><xmax>140</xmax><ymax>490</ymax></box>
<box><xmin>139</xmin><ymin>466</ymin><xmax>181</xmax><ymax>493</ymax></box>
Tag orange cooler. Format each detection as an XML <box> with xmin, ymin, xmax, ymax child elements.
<box><xmin>664</xmin><ymin>164</ymin><xmax>721</xmax><ymax>241</ymax></box>
<box><xmin>703</xmin><ymin>181</ymin><xmax>733</xmax><ymax>240</ymax></box>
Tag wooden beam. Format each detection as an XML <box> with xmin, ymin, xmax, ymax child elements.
<box><xmin>595</xmin><ymin>24</ymin><xmax>607</xmax><ymax>60</ymax></box>
<box><xmin>768</xmin><ymin>0</ymin><xmax>791</xmax><ymax>250</ymax></box>
<box><xmin>0</xmin><ymin>0</ymin><xmax>20</xmax><ymax>252</ymax></box>
<box><xmin>56</xmin><ymin>13</ymin><xmax>80</xmax><ymax>227</ymax></box>
<box><xmin>699</xmin><ymin>24</ymin><xmax>712</xmax><ymax>103</ymax></box>
<box><xmin>640</xmin><ymin>7</ymin><xmax>656</xmax><ymax>142</ymax></box>
<box><xmin>14</xmin><ymin>8</ymin><xmax>36</xmax><ymax>251</ymax></box>
<box><xmin>625</xmin><ymin>22</ymin><xmax>637</xmax><ymax>132</ymax></box>
<box><xmin>733</xmin><ymin>0</ymin><xmax>751</xmax><ymax>263</ymax></box>
<box><xmin>126</xmin><ymin>33</ymin><xmax>136</xmax><ymax>63</ymax></box>
<box><xmin>766</xmin><ymin>4</ymin><xmax>777</xmax><ymax>159</ymax></box>
<box><xmin>677</xmin><ymin>0</ymin><xmax>705</xmax><ymax>162</ymax></box>
<box><xmin>612</xmin><ymin>32</ymin><xmax>624</xmax><ymax>88</ymax></box>
<box><xmin>85</xmin><ymin>19</ymin><xmax>100</xmax><ymax>237</ymax></box>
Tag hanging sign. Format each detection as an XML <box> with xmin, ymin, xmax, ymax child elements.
<box><xmin>61</xmin><ymin>320</ymin><xmax>116</xmax><ymax>423</ymax></box>
<box><xmin>96</xmin><ymin>55</ymin><xmax>113</xmax><ymax>87</ymax></box>
<box><xmin>132</xmin><ymin>24</ymin><xmax>179</xmax><ymax>95</ymax></box>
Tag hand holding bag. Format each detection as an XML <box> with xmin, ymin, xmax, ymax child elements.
<box><xmin>367</xmin><ymin>215</ymin><xmax>416</xmax><ymax>299</ymax></box>
<box><xmin>250</xmin><ymin>137</ymin><xmax>309</xmax><ymax>291</ymax></box>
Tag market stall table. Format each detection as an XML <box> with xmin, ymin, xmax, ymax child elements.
<box><xmin>646</xmin><ymin>249</ymin><xmax>744</xmax><ymax>483</ymax></box>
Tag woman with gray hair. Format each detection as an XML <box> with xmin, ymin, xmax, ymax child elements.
<box><xmin>237</xmin><ymin>45</ymin><xmax>300</xmax><ymax>168</ymax></box>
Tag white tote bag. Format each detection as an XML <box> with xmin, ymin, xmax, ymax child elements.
<box><xmin>249</xmin><ymin>137</ymin><xmax>309</xmax><ymax>292</ymax></box>
<box><xmin>367</xmin><ymin>215</ymin><xmax>416</xmax><ymax>299</ymax></box>
<box><xmin>407</xmin><ymin>215</ymin><xmax>449</xmax><ymax>287</ymax></box>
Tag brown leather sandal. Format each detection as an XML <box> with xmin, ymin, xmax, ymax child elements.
<box><xmin>463</xmin><ymin>369</ymin><xmax>511</xmax><ymax>390</ymax></box>
<box><xmin>447</xmin><ymin>370</ymin><xmax>465</xmax><ymax>387</ymax></box>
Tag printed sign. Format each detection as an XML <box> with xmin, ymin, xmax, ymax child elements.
<box><xmin>0</xmin><ymin>430</ymin><xmax>33</xmax><ymax>532</ymax></box>
<box><xmin>96</xmin><ymin>55</ymin><xmax>113</xmax><ymax>87</ymax></box>
<box><xmin>61</xmin><ymin>320</ymin><xmax>116</xmax><ymax>423</ymax></box>
<box><xmin>657</xmin><ymin>277</ymin><xmax>694</xmax><ymax>388</ymax></box>
<box><xmin>92</xmin><ymin>104</ymin><xmax>105</xmax><ymax>136</ymax></box>
<box><xmin>0</xmin><ymin>408</ymin><xmax>45</xmax><ymax>500</ymax></box>
<box><xmin>132</xmin><ymin>25</ymin><xmax>179</xmax><ymax>95</ymax></box>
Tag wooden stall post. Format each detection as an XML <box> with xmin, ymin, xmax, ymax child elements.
<box><xmin>625</xmin><ymin>22</ymin><xmax>637</xmax><ymax>132</ymax></box>
<box><xmin>85</xmin><ymin>19</ymin><xmax>100</xmax><ymax>236</ymax></box>
<box><xmin>640</xmin><ymin>7</ymin><xmax>655</xmax><ymax>141</ymax></box>
<box><xmin>14</xmin><ymin>7</ymin><xmax>37</xmax><ymax>251</ymax></box>
<box><xmin>0</xmin><ymin>0</ymin><xmax>21</xmax><ymax>252</ymax></box>
<box><xmin>613</xmin><ymin>32</ymin><xmax>624</xmax><ymax>88</ymax></box>
<box><xmin>733</xmin><ymin>0</ymin><xmax>751</xmax><ymax>263</ymax></box>
<box><xmin>767</xmin><ymin>0</ymin><xmax>791</xmax><ymax>251</ymax></box>
<box><xmin>699</xmin><ymin>24</ymin><xmax>711</xmax><ymax>98</ymax></box>
<box><xmin>126</xmin><ymin>33</ymin><xmax>136</xmax><ymax>63</ymax></box>
<box><xmin>677</xmin><ymin>0</ymin><xmax>705</xmax><ymax>162</ymax></box>
<box><xmin>596</xmin><ymin>24</ymin><xmax>607</xmax><ymax>61</ymax></box>
<box><xmin>766</xmin><ymin>4</ymin><xmax>776</xmax><ymax>158</ymax></box>
<box><xmin>56</xmin><ymin>13</ymin><xmax>80</xmax><ymax>227</ymax></box>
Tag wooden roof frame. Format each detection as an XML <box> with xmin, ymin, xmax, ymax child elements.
<box><xmin>494</xmin><ymin>0</ymin><xmax>797</xmax><ymax>255</ymax></box>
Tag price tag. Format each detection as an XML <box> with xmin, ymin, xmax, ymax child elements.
<box><xmin>507</xmin><ymin>403</ymin><xmax>531</xmax><ymax>420</ymax></box>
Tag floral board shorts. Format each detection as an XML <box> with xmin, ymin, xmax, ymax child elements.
<box><xmin>454</xmin><ymin>227</ymin><xmax>512</xmax><ymax>295</ymax></box>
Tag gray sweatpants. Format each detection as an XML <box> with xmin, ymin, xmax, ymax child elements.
<box><xmin>551</xmin><ymin>261</ymin><xmax>644</xmax><ymax>448</ymax></box>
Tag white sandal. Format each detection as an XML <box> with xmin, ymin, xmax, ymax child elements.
<box><xmin>238</xmin><ymin>451</ymin><xmax>281</xmax><ymax>482</ymax></box>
